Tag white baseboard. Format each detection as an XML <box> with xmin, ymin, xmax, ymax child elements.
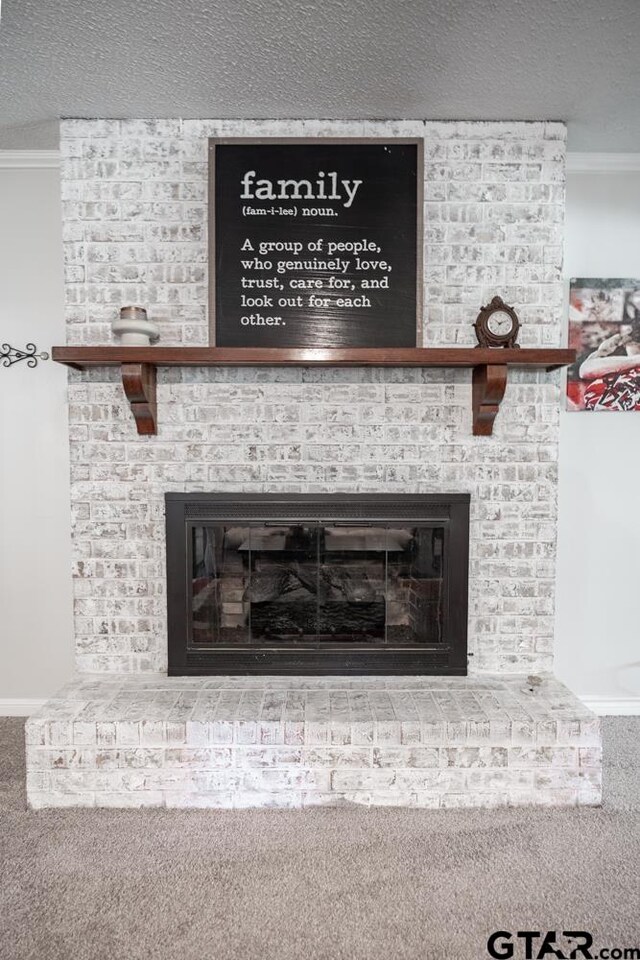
<box><xmin>580</xmin><ymin>697</ymin><xmax>640</xmax><ymax>716</ymax></box>
<box><xmin>0</xmin><ymin>699</ymin><xmax>48</xmax><ymax>717</ymax></box>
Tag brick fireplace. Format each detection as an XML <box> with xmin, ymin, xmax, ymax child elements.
<box><xmin>24</xmin><ymin>118</ymin><xmax>602</xmax><ymax>809</ymax></box>
<box><xmin>61</xmin><ymin>117</ymin><xmax>566</xmax><ymax>677</ymax></box>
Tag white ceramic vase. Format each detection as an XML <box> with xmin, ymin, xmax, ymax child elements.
<box><xmin>112</xmin><ymin>306</ymin><xmax>160</xmax><ymax>346</ymax></box>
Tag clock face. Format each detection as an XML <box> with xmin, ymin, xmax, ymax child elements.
<box><xmin>487</xmin><ymin>310</ymin><xmax>514</xmax><ymax>338</ymax></box>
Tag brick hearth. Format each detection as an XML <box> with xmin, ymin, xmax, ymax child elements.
<box><xmin>26</xmin><ymin>676</ymin><xmax>601</xmax><ymax>809</ymax></box>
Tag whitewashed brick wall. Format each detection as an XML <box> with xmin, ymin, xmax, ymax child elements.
<box><xmin>60</xmin><ymin>119</ymin><xmax>566</xmax><ymax>676</ymax></box>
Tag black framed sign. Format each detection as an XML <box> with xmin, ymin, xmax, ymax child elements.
<box><xmin>209</xmin><ymin>138</ymin><xmax>423</xmax><ymax>347</ymax></box>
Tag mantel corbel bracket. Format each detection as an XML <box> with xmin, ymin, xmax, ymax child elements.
<box><xmin>472</xmin><ymin>363</ymin><xmax>508</xmax><ymax>436</ymax></box>
<box><xmin>121</xmin><ymin>363</ymin><xmax>157</xmax><ymax>435</ymax></box>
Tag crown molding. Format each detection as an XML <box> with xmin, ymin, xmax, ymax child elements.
<box><xmin>567</xmin><ymin>152</ymin><xmax>640</xmax><ymax>173</ymax></box>
<box><xmin>0</xmin><ymin>150</ymin><xmax>60</xmax><ymax>169</ymax></box>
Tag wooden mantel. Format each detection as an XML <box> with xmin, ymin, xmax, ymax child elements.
<box><xmin>51</xmin><ymin>346</ymin><xmax>575</xmax><ymax>437</ymax></box>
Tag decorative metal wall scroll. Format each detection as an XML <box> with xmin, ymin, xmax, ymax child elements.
<box><xmin>1</xmin><ymin>343</ymin><xmax>49</xmax><ymax>369</ymax></box>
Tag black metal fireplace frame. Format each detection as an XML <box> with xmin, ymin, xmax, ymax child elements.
<box><xmin>165</xmin><ymin>492</ymin><xmax>470</xmax><ymax>676</ymax></box>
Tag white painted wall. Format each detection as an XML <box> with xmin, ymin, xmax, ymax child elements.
<box><xmin>0</xmin><ymin>163</ymin><xmax>74</xmax><ymax>709</ymax></box>
<box><xmin>555</xmin><ymin>169</ymin><xmax>640</xmax><ymax>708</ymax></box>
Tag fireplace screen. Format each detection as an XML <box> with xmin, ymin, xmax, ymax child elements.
<box><xmin>166</xmin><ymin>494</ymin><xmax>469</xmax><ymax>675</ymax></box>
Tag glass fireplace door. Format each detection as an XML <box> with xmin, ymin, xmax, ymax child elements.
<box><xmin>188</xmin><ymin>521</ymin><xmax>446</xmax><ymax>649</ymax></box>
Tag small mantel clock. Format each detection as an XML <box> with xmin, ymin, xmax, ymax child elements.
<box><xmin>473</xmin><ymin>296</ymin><xmax>521</xmax><ymax>348</ymax></box>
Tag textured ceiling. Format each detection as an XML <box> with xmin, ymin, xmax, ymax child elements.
<box><xmin>0</xmin><ymin>0</ymin><xmax>639</xmax><ymax>150</ymax></box>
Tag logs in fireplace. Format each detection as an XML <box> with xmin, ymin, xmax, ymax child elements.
<box><xmin>165</xmin><ymin>493</ymin><xmax>470</xmax><ymax>675</ymax></box>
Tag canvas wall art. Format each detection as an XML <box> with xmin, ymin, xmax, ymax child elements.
<box><xmin>209</xmin><ymin>138</ymin><xmax>422</xmax><ymax>348</ymax></box>
<box><xmin>567</xmin><ymin>278</ymin><xmax>640</xmax><ymax>411</ymax></box>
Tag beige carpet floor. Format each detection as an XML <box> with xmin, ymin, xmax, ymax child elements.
<box><xmin>1</xmin><ymin>716</ymin><xmax>639</xmax><ymax>960</ymax></box>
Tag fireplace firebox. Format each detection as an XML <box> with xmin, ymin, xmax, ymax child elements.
<box><xmin>166</xmin><ymin>493</ymin><xmax>469</xmax><ymax>675</ymax></box>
